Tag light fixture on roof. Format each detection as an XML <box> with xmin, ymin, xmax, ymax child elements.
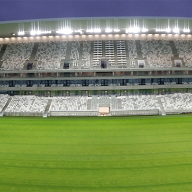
<box><xmin>56</xmin><ymin>28</ymin><xmax>73</xmax><ymax>35</ymax></box>
<box><xmin>18</xmin><ymin>31</ymin><xmax>25</xmax><ymax>36</ymax></box>
<box><xmin>173</xmin><ymin>27</ymin><xmax>180</xmax><ymax>33</ymax></box>
<box><xmin>183</xmin><ymin>20</ymin><xmax>190</xmax><ymax>33</ymax></box>
<box><xmin>105</xmin><ymin>28</ymin><xmax>113</xmax><ymax>33</ymax></box>
<box><xmin>183</xmin><ymin>28</ymin><xmax>190</xmax><ymax>33</ymax></box>
<box><xmin>165</xmin><ymin>28</ymin><xmax>171</xmax><ymax>33</ymax></box>
<box><xmin>156</xmin><ymin>28</ymin><xmax>171</xmax><ymax>33</ymax></box>
<box><xmin>141</xmin><ymin>28</ymin><xmax>148</xmax><ymax>33</ymax></box>
<box><xmin>155</xmin><ymin>28</ymin><xmax>162</xmax><ymax>32</ymax></box>
<box><xmin>93</xmin><ymin>28</ymin><xmax>101</xmax><ymax>33</ymax></box>
<box><xmin>114</xmin><ymin>29</ymin><xmax>120</xmax><ymax>32</ymax></box>
<box><xmin>141</xmin><ymin>19</ymin><xmax>148</xmax><ymax>33</ymax></box>
<box><xmin>36</xmin><ymin>30</ymin><xmax>42</xmax><ymax>35</ymax></box>
<box><xmin>132</xmin><ymin>27</ymin><xmax>140</xmax><ymax>33</ymax></box>
<box><xmin>173</xmin><ymin>20</ymin><xmax>180</xmax><ymax>34</ymax></box>
<box><xmin>126</xmin><ymin>27</ymin><xmax>140</xmax><ymax>33</ymax></box>
<box><xmin>75</xmin><ymin>29</ymin><xmax>83</xmax><ymax>34</ymax></box>
<box><xmin>37</xmin><ymin>30</ymin><xmax>51</xmax><ymax>35</ymax></box>
<box><xmin>30</xmin><ymin>30</ymin><xmax>36</xmax><ymax>36</ymax></box>
<box><xmin>86</xmin><ymin>29</ymin><xmax>93</xmax><ymax>33</ymax></box>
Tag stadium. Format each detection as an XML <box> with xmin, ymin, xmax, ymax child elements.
<box><xmin>0</xmin><ymin>0</ymin><xmax>192</xmax><ymax>191</ymax></box>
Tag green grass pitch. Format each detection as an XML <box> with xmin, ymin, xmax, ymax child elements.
<box><xmin>0</xmin><ymin>115</ymin><xmax>192</xmax><ymax>192</ymax></box>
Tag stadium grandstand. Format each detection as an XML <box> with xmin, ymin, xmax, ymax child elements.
<box><xmin>1</xmin><ymin>0</ymin><xmax>192</xmax><ymax>117</ymax></box>
<box><xmin>1</xmin><ymin>1</ymin><xmax>192</xmax><ymax>192</ymax></box>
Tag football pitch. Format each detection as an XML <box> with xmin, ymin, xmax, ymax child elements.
<box><xmin>0</xmin><ymin>115</ymin><xmax>192</xmax><ymax>192</ymax></box>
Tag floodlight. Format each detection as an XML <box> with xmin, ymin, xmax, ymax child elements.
<box><xmin>18</xmin><ymin>31</ymin><xmax>25</xmax><ymax>36</ymax></box>
<box><xmin>86</xmin><ymin>29</ymin><xmax>93</xmax><ymax>33</ymax></box>
<box><xmin>114</xmin><ymin>29</ymin><xmax>120</xmax><ymax>32</ymax></box>
<box><xmin>75</xmin><ymin>29</ymin><xmax>83</xmax><ymax>34</ymax></box>
<box><xmin>56</xmin><ymin>28</ymin><xmax>73</xmax><ymax>35</ymax></box>
<box><xmin>105</xmin><ymin>28</ymin><xmax>112</xmax><ymax>33</ymax></box>
<box><xmin>141</xmin><ymin>28</ymin><xmax>149</xmax><ymax>32</ymax></box>
<box><xmin>30</xmin><ymin>31</ymin><xmax>36</xmax><ymax>36</ymax></box>
<box><xmin>173</xmin><ymin>28</ymin><xmax>180</xmax><ymax>33</ymax></box>
<box><xmin>93</xmin><ymin>28</ymin><xmax>101</xmax><ymax>33</ymax></box>
<box><xmin>183</xmin><ymin>28</ymin><xmax>190</xmax><ymax>33</ymax></box>
<box><xmin>165</xmin><ymin>28</ymin><xmax>171</xmax><ymax>33</ymax></box>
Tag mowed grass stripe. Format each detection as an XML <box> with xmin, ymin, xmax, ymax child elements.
<box><xmin>0</xmin><ymin>115</ymin><xmax>192</xmax><ymax>192</ymax></box>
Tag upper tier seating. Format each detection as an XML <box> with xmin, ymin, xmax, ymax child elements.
<box><xmin>104</xmin><ymin>40</ymin><xmax>115</xmax><ymax>67</ymax></box>
<box><xmin>2</xmin><ymin>40</ymin><xmax>192</xmax><ymax>70</ymax></box>
<box><xmin>174</xmin><ymin>40</ymin><xmax>192</xmax><ymax>67</ymax></box>
<box><xmin>35</xmin><ymin>41</ymin><xmax>67</xmax><ymax>69</ymax></box>
<box><xmin>81</xmin><ymin>41</ymin><xmax>91</xmax><ymax>68</ymax></box>
<box><xmin>70</xmin><ymin>41</ymin><xmax>80</xmax><ymax>68</ymax></box>
<box><xmin>5</xmin><ymin>96</ymin><xmax>48</xmax><ymax>113</ymax></box>
<box><xmin>128</xmin><ymin>40</ymin><xmax>138</xmax><ymax>68</ymax></box>
<box><xmin>50</xmin><ymin>96</ymin><xmax>88</xmax><ymax>111</ymax></box>
<box><xmin>1</xmin><ymin>43</ymin><xmax>34</xmax><ymax>70</ymax></box>
<box><xmin>93</xmin><ymin>41</ymin><xmax>103</xmax><ymax>68</ymax></box>
<box><xmin>116</xmin><ymin>40</ymin><xmax>127</xmax><ymax>67</ymax></box>
<box><xmin>0</xmin><ymin>94</ymin><xmax>10</xmax><ymax>112</ymax></box>
<box><xmin>140</xmin><ymin>40</ymin><xmax>173</xmax><ymax>68</ymax></box>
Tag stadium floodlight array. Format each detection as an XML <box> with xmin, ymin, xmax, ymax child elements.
<box><xmin>18</xmin><ymin>31</ymin><xmax>25</xmax><ymax>36</ymax></box>
<box><xmin>113</xmin><ymin>29</ymin><xmax>120</xmax><ymax>32</ymax></box>
<box><xmin>93</xmin><ymin>28</ymin><xmax>101</xmax><ymax>33</ymax></box>
<box><xmin>141</xmin><ymin>28</ymin><xmax>149</xmax><ymax>32</ymax></box>
<box><xmin>126</xmin><ymin>27</ymin><xmax>140</xmax><ymax>33</ymax></box>
<box><xmin>105</xmin><ymin>28</ymin><xmax>121</xmax><ymax>33</ymax></box>
<box><xmin>56</xmin><ymin>28</ymin><xmax>73</xmax><ymax>35</ymax></box>
<box><xmin>30</xmin><ymin>30</ymin><xmax>51</xmax><ymax>36</ymax></box>
<box><xmin>86</xmin><ymin>28</ymin><xmax>101</xmax><ymax>33</ymax></box>
<box><xmin>173</xmin><ymin>27</ymin><xmax>180</xmax><ymax>34</ymax></box>
<box><xmin>183</xmin><ymin>28</ymin><xmax>190</xmax><ymax>33</ymax></box>
<box><xmin>105</xmin><ymin>28</ymin><xmax>113</xmax><ymax>33</ymax></box>
<box><xmin>156</xmin><ymin>28</ymin><xmax>171</xmax><ymax>33</ymax></box>
<box><xmin>75</xmin><ymin>29</ymin><xmax>83</xmax><ymax>34</ymax></box>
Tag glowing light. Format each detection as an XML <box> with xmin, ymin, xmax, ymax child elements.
<box><xmin>56</xmin><ymin>28</ymin><xmax>73</xmax><ymax>35</ymax></box>
<box><xmin>165</xmin><ymin>28</ymin><xmax>171</xmax><ymax>33</ymax></box>
<box><xmin>93</xmin><ymin>28</ymin><xmax>101</xmax><ymax>33</ymax></box>
<box><xmin>105</xmin><ymin>28</ymin><xmax>113</xmax><ymax>33</ymax></box>
<box><xmin>75</xmin><ymin>29</ymin><xmax>83</xmax><ymax>34</ymax></box>
<box><xmin>141</xmin><ymin>28</ymin><xmax>149</xmax><ymax>32</ymax></box>
<box><xmin>183</xmin><ymin>28</ymin><xmax>190</xmax><ymax>33</ymax></box>
<box><xmin>18</xmin><ymin>31</ymin><xmax>25</xmax><ymax>36</ymax></box>
<box><xmin>114</xmin><ymin>29</ymin><xmax>120</xmax><ymax>32</ymax></box>
<box><xmin>126</xmin><ymin>27</ymin><xmax>140</xmax><ymax>33</ymax></box>
<box><xmin>86</xmin><ymin>29</ymin><xmax>93</xmax><ymax>33</ymax></box>
<box><xmin>173</xmin><ymin>28</ymin><xmax>180</xmax><ymax>33</ymax></box>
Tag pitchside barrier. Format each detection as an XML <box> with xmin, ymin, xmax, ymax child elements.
<box><xmin>49</xmin><ymin>111</ymin><xmax>99</xmax><ymax>117</ymax></box>
<box><xmin>3</xmin><ymin>112</ymin><xmax>43</xmax><ymax>116</ymax></box>
<box><xmin>165</xmin><ymin>110</ymin><xmax>192</xmax><ymax>115</ymax></box>
<box><xmin>110</xmin><ymin>109</ymin><xmax>159</xmax><ymax>116</ymax></box>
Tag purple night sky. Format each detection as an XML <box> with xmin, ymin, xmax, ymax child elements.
<box><xmin>0</xmin><ymin>0</ymin><xmax>192</xmax><ymax>22</ymax></box>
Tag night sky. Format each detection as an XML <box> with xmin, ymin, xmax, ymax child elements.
<box><xmin>0</xmin><ymin>0</ymin><xmax>192</xmax><ymax>22</ymax></box>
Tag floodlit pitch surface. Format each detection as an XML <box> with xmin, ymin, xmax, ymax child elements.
<box><xmin>0</xmin><ymin>115</ymin><xmax>192</xmax><ymax>192</ymax></box>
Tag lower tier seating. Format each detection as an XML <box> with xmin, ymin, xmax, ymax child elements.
<box><xmin>0</xmin><ymin>94</ymin><xmax>10</xmax><ymax>112</ymax></box>
<box><xmin>1</xmin><ymin>93</ymin><xmax>192</xmax><ymax>116</ymax></box>
<box><xmin>4</xmin><ymin>96</ymin><xmax>48</xmax><ymax>114</ymax></box>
